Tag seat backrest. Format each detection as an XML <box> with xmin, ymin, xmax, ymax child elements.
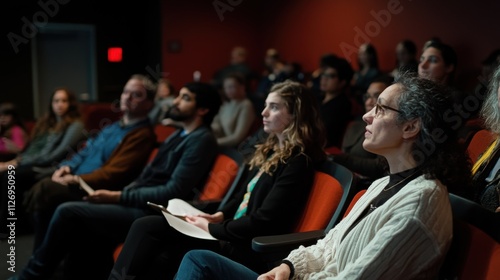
<box><xmin>467</xmin><ymin>129</ymin><xmax>495</xmax><ymax>164</ymax></box>
<box><xmin>293</xmin><ymin>160</ymin><xmax>354</xmax><ymax>232</ymax></box>
<box><xmin>439</xmin><ymin>194</ymin><xmax>500</xmax><ymax>279</ymax></box>
<box><xmin>342</xmin><ymin>189</ymin><xmax>367</xmax><ymax>219</ymax></box>
<box><xmin>197</xmin><ymin>147</ymin><xmax>246</xmax><ymax>204</ymax></box>
<box><xmin>154</xmin><ymin>124</ymin><xmax>178</xmax><ymax>143</ymax></box>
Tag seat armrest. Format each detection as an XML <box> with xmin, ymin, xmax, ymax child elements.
<box><xmin>252</xmin><ymin>230</ymin><xmax>325</xmax><ymax>253</ymax></box>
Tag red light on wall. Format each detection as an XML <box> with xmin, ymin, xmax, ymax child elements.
<box><xmin>108</xmin><ymin>47</ymin><xmax>122</xmax><ymax>62</ymax></box>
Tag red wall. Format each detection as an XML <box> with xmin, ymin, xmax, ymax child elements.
<box><xmin>162</xmin><ymin>0</ymin><xmax>500</xmax><ymax>91</ymax></box>
<box><xmin>161</xmin><ymin>0</ymin><xmax>261</xmax><ymax>88</ymax></box>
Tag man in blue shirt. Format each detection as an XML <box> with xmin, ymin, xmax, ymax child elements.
<box><xmin>13</xmin><ymin>82</ymin><xmax>222</xmax><ymax>280</ymax></box>
<box><xmin>23</xmin><ymin>74</ymin><xmax>157</xmax><ymax>249</ymax></box>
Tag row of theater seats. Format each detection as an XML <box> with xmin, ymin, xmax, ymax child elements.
<box><xmin>78</xmin><ymin>103</ymin><xmax>498</xmax><ymax>278</ymax></box>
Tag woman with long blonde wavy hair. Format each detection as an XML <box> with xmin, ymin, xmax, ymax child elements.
<box><xmin>107</xmin><ymin>80</ymin><xmax>327</xmax><ymax>279</ymax></box>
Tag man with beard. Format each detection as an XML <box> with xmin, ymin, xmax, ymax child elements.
<box><xmin>11</xmin><ymin>82</ymin><xmax>222</xmax><ymax>280</ymax></box>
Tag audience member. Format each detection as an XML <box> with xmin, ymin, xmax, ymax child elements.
<box><xmin>253</xmin><ymin>48</ymin><xmax>290</xmax><ymax>113</ymax></box>
<box><xmin>308</xmin><ymin>53</ymin><xmax>337</xmax><ymax>99</ymax></box>
<box><xmin>319</xmin><ymin>55</ymin><xmax>354</xmax><ymax>148</ymax></box>
<box><xmin>22</xmin><ymin>74</ymin><xmax>157</xmax><ymax>250</ymax></box>
<box><xmin>419</xmin><ymin>40</ymin><xmax>474</xmax><ymax>142</ymax></box>
<box><xmin>0</xmin><ymin>103</ymin><xmax>28</xmax><ymax>161</ymax></box>
<box><xmin>390</xmin><ymin>39</ymin><xmax>418</xmax><ymax>78</ymax></box>
<box><xmin>175</xmin><ymin>73</ymin><xmax>472</xmax><ymax>280</ymax></box>
<box><xmin>148</xmin><ymin>78</ymin><xmax>177</xmax><ymax>124</ymax></box>
<box><xmin>473</xmin><ymin>48</ymin><xmax>500</xmax><ymax>119</ymax></box>
<box><xmin>0</xmin><ymin>87</ymin><xmax>85</xmax><ymax>235</ymax></box>
<box><xmin>212</xmin><ymin>46</ymin><xmax>254</xmax><ymax>91</ymax></box>
<box><xmin>471</xmin><ymin>64</ymin><xmax>500</xmax><ymax>213</ymax></box>
<box><xmin>13</xmin><ymin>81</ymin><xmax>222</xmax><ymax>280</ymax></box>
<box><xmin>352</xmin><ymin>43</ymin><xmax>381</xmax><ymax>97</ymax></box>
<box><xmin>418</xmin><ymin>40</ymin><xmax>457</xmax><ymax>87</ymax></box>
<box><xmin>109</xmin><ymin>80</ymin><xmax>326</xmax><ymax>279</ymax></box>
<box><xmin>211</xmin><ymin>73</ymin><xmax>256</xmax><ymax>148</ymax></box>
<box><xmin>332</xmin><ymin>75</ymin><xmax>393</xmax><ymax>189</ymax></box>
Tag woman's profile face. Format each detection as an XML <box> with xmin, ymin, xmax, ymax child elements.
<box><xmin>418</xmin><ymin>47</ymin><xmax>453</xmax><ymax>84</ymax></box>
<box><xmin>52</xmin><ymin>90</ymin><xmax>70</xmax><ymax>117</ymax></box>
<box><xmin>261</xmin><ymin>92</ymin><xmax>292</xmax><ymax>136</ymax></box>
<box><xmin>362</xmin><ymin>84</ymin><xmax>405</xmax><ymax>155</ymax></box>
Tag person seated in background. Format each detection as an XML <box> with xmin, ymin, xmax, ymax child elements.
<box><xmin>21</xmin><ymin>74</ymin><xmax>157</xmax><ymax>250</ymax></box>
<box><xmin>332</xmin><ymin>75</ymin><xmax>393</xmax><ymax>190</ymax></box>
<box><xmin>12</xmin><ymin>81</ymin><xmax>222</xmax><ymax>280</ymax></box>
<box><xmin>390</xmin><ymin>39</ymin><xmax>418</xmax><ymax>78</ymax></box>
<box><xmin>473</xmin><ymin>48</ymin><xmax>500</xmax><ymax>119</ymax></box>
<box><xmin>108</xmin><ymin>80</ymin><xmax>326</xmax><ymax>280</ymax></box>
<box><xmin>471</xmin><ymin>64</ymin><xmax>500</xmax><ymax>213</ymax></box>
<box><xmin>418</xmin><ymin>39</ymin><xmax>457</xmax><ymax>87</ymax></box>
<box><xmin>211</xmin><ymin>73</ymin><xmax>256</xmax><ymax>148</ymax></box>
<box><xmin>252</xmin><ymin>48</ymin><xmax>290</xmax><ymax>113</ymax></box>
<box><xmin>148</xmin><ymin>78</ymin><xmax>177</xmax><ymax>125</ymax></box>
<box><xmin>352</xmin><ymin>43</ymin><xmax>381</xmax><ymax>99</ymax></box>
<box><xmin>307</xmin><ymin>53</ymin><xmax>337</xmax><ymax>100</ymax></box>
<box><xmin>212</xmin><ymin>46</ymin><xmax>254</xmax><ymax>92</ymax></box>
<box><xmin>0</xmin><ymin>87</ymin><xmax>86</xmax><ymax>236</ymax></box>
<box><xmin>419</xmin><ymin>40</ymin><xmax>475</xmax><ymax>144</ymax></box>
<box><xmin>175</xmin><ymin>73</ymin><xmax>473</xmax><ymax>280</ymax></box>
<box><xmin>319</xmin><ymin>55</ymin><xmax>354</xmax><ymax>149</ymax></box>
<box><xmin>0</xmin><ymin>102</ymin><xmax>28</xmax><ymax>162</ymax></box>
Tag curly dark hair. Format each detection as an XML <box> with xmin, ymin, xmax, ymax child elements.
<box><xmin>394</xmin><ymin>72</ymin><xmax>472</xmax><ymax>197</ymax></box>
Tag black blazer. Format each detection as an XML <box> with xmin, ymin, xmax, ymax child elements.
<box><xmin>209</xmin><ymin>152</ymin><xmax>315</xmax><ymax>244</ymax></box>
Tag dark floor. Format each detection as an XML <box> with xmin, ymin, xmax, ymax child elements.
<box><xmin>0</xmin><ymin>232</ymin><xmax>64</xmax><ymax>280</ymax></box>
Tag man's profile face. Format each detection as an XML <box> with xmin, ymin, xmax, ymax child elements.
<box><xmin>168</xmin><ymin>87</ymin><xmax>197</xmax><ymax>122</ymax></box>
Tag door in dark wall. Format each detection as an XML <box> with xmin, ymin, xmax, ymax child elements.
<box><xmin>31</xmin><ymin>23</ymin><xmax>97</xmax><ymax>118</ymax></box>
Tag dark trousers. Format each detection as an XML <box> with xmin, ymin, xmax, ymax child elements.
<box><xmin>17</xmin><ymin>201</ymin><xmax>149</xmax><ymax>280</ymax></box>
<box><xmin>22</xmin><ymin>177</ymin><xmax>84</xmax><ymax>250</ymax></box>
<box><xmin>110</xmin><ymin>215</ymin><xmax>220</xmax><ymax>280</ymax></box>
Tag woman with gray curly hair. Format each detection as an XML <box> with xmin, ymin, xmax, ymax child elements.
<box><xmin>472</xmin><ymin>64</ymin><xmax>500</xmax><ymax>213</ymax></box>
<box><xmin>175</xmin><ymin>72</ymin><xmax>472</xmax><ymax>280</ymax></box>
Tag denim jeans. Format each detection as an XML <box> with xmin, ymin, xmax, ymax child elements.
<box><xmin>175</xmin><ymin>250</ymin><xmax>259</xmax><ymax>280</ymax></box>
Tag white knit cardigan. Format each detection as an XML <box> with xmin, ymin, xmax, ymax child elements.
<box><xmin>287</xmin><ymin>175</ymin><xmax>452</xmax><ymax>279</ymax></box>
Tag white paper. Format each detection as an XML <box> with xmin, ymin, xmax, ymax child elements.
<box><xmin>79</xmin><ymin>177</ymin><xmax>95</xmax><ymax>194</ymax></box>
<box><xmin>162</xmin><ymin>211</ymin><xmax>217</xmax><ymax>240</ymax></box>
<box><xmin>166</xmin><ymin>198</ymin><xmax>206</xmax><ymax>216</ymax></box>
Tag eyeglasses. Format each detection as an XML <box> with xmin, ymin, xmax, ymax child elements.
<box><xmin>374</xmin><ymin>103</ymin><xmax>401</xmax><ymax>117</ymax></box>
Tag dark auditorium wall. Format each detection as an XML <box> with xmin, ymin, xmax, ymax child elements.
<box><xmin>3</xmin><ymin>0</ymin><xmax>500</xmax><ymax>120</ymax></box>
<box><xmin>2</xmin><ymin>0</ymin><xmax>161</xmax><ymax>120</ymax></box>
<box><xmin>161</xmin><ymin>0</ymin><xmax>500</xmax><ymax>92</ymax></box>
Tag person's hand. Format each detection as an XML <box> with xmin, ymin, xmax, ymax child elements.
<box><xmin>495</xmin><ymin>206</ymin><xmax>500</xmax><ymax>213</ymax></box>
<box><xmin>51</xmin><ymin>166</ymin><xmax>71</xmax><ymax>182</ymax></box>
<box><xmin>194</xmin><ymin>211</ymin><xmax>224</xmax><ymax>224</ymax></box>
<box><xmin>57</xmin><ymin>174</ymin><xmax>79</xmax><ymax>186</ymax></box>
<box><xmin>257</xmin><ymin>263</ymin><xmax>291</xmax><ymax>280</ymax></box>
<box><xmin>185</xmin><ymin>215</ymin><xmax>210</xmax><ymax>232</ymax></box>
<box><xmin>85</xmin><ymin>190</ymin><xmax>121</xmax><ymax>204</ymax></box>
